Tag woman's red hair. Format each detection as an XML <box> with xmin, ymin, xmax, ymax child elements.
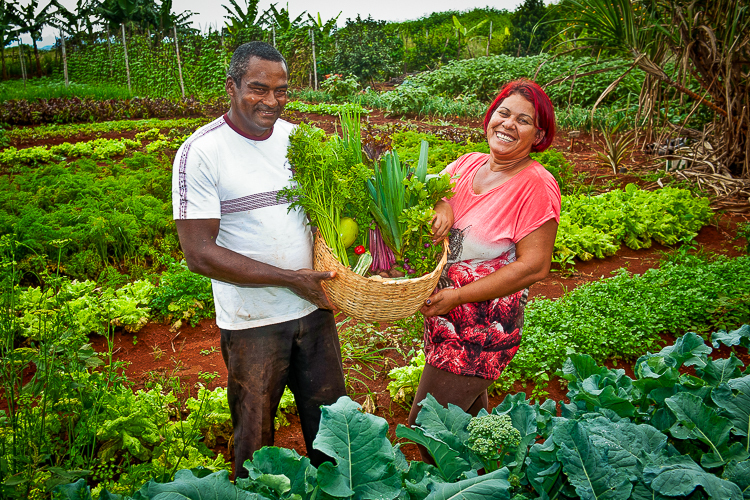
<box><xmin>482</xmin><ymin>79</ymin><xmax>556</xmax><ymax>153</ymax></box>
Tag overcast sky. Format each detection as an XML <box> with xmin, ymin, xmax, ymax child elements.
<box><xmin>16</xmin><ymin>0</ymin><xmax>535</xmax><ymax>46</ymax></box>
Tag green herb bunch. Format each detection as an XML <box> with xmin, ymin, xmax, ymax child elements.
<box><xmin>282</xmin><ymin>120</ymin><xmax>372</xmax><ymax>267</ymax></box>
<box><xmin>368</xmin><ymin>140</ymin><xmax>454</xmax><ymax>275</ymax></box>
<box><xmin>400</xmin><ymin>173</ymin><xmax>455</xmax><ymax>276</ymax></box>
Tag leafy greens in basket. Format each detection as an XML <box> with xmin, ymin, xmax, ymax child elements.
<box><xmin>282</xmin><ymin>112</ymin><xmax>454</xmax><ymax>277</ymax></box>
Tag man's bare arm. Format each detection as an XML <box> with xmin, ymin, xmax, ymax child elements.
<box><xmin>175</xmin><ymin>219</ymin><xmax>335</xmax><ymax>309</ymax></box>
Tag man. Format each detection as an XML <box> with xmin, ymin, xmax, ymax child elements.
<box><xmin>171</xmin><ymin>41</ymin><xmax>347</xmax><ymax>478</ymax></box>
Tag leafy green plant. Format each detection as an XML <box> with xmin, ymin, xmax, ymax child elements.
<box><xmin>1</xmin><ymin>152</ymin><xmax>176</xmax><ymax>280</ymax></box>
<box><xmin>499</xmin><ymin>253</ymin><xmax>750</xmax><ymax>396</ymax></box>
<box><xmin>390</xmin><ymin>254</ymin><xmax>750</xmax><ymax>398</ymax></box>
<box><xmin>735</xmin><ymin>221</ymin><xmax>750</xmax><ymax>254</ymax></box>
<box><xmin>0</xmin><ymin>96</ymin><xmax>228</xmax><ymax>126</ymax></box>
<box><xmin>387</xmin><ymin>351</ymin><xmax>425</xmax><ymax>404</ymax></box>
<box><xmin>554</xmin><ymin>184</ymin><xmax>712</xmax><ymax>265</ymax></box>
<box><xmin>367</xmin><ymin>141</ymin><xmax>454</xmax><ymax>274</ymax></box>
<box><xmin>320</xmin><ymin>74</ymin><xmax>361</xmax><ymax>98</ymax></box>
<box><xmin>284</xmin><ymin>100</ymin><xmax>370</xmax><ymax>116</ymax></box>
<box><xmin>52</xmin><ymin>323</ymin><xmax>750</xmax><ymax>499</ymax></box>
<box><xmin>3</xmin><ymin>117</ymin><xmax>208</xmax><ymax>146</ymax></box>
<box><xmin>149</xmin><ymin>259</ymin><xmax>215</xmax><ymax>331</ymax></box>
<box><xmin>281</xmin><ymin>120</ymin><xmax>372</xmax><ymax>267</ymax></box>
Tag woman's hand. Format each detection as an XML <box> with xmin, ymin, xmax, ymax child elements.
<box><xmin>431</xmin><ymin>200</ymin><xmax>454</xmax><ymax>243</ymax></box>
<box><xmin>420</xmin><ymin>288</ymin><xmax>460</xmax><ymax>317</ymax></box>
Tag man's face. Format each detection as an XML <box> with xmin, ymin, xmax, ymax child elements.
<box><xmin>226</xmin><ymin>57</ymin><xmax>288</xmax><ymax>138</ymax></box>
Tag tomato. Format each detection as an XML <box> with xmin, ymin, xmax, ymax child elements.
<box><xmin>337</xmin><ymin>217</ymin><xmax>358</xmax><ymax>248</ymax></box>
<box><xmin>354</xmin><ymin>245</ymin><xmax>366</xmax><ymax>255</ymax></box>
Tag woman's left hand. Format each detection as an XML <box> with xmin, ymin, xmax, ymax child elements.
<box><xmin>420</xmin><ymin>288</ymin><xmax>459</xmax><ymax>317</ymax></box>
<box><xmin>431</xmin><ymin>200</ymin><xmax>454</xmax><ymax>243</ymax></box>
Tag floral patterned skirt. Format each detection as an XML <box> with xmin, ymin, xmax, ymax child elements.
<box><xmin>424</xmin><ymin>255</ymin><xmax>527</xmax><ymax>380</ymax></box>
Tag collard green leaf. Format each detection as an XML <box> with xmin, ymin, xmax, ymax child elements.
<box><xmin>51</xmin><ymin>479</ymin><xmax>93</xmax><ymax>500</ymax></box>
<box><xmin>313</xmin><ymin>397</ymin><xmax>402</xmax><ymax>500</ymax></box>
<box><xmin>643</xmin><ymin>455</ymin><xmax>743</xmax><ymax>500</ymax></box>
<box><xmin>392</xmin><ymin>444</ymin><xmax>409</xmax><ymax>473</ymax></box>
<box><xmin>584</xmin><ymin>415</ymin><xmax>668</xmax><ymax>480</ymax></box>
<box><xmin>552</xmin><ymin>420</ymin><xmax>632</xmax><ymax>500</ymax></box>
<box><xmin>561</xmin><ymin>353</ymin><xmax>605</xmax><ymax>383</ymax></box>
<box><xmin>712</xmin><ymin>376</ymin><xmax>750</xmax><ymax>440</ymax></box>
<box><xmin>633</xmin><ymin>355</ymin><xmax>681</xmax><ymax>405</ymax></box>
<box><xmin>424</xmin><ymin>468</ymin><xmax>511</xmax><ymax>500</ymax></box>
<box><xmin>712</xmin><ymin>325</ymin><xmax>750</xmax><ymax>349</ymax></box>
<box><xmin>395</xmin><ymin>424</ymin><xmax>470</xmax><ymax>483</ymax></box>
<box><xmin>403</xmin><ymin>461</ymin><xmax>443</xmax><ymax>500</ymax></box>
<box><xmin>526</xmin><ymin>438</ymin><xmax>563</xmax><ymax>500</ymax></box>
<box><xmin>655</xmin><ymin>332</ymin><xmax>711</xmax><ymax>369</ymax></box>
<box><xmin>134</xmin><ymin>469</ymin><xmax>258</xmax><ymax>499</ymax></box>
<box><xmin>665</xmin><ymin>392</ymin><xmax>737</xmax><ymax>468</ymax></box>
<box><xmin>238</xmin><ymin>447</ymin><xmax>316</xmax><ymax>498</ymax></box>
<box><xmin>575</xmin><ymin>380</ymin><xmax>636</xmax><ymax>418</ymax></box>
<box><xmin>629</xmin><ymin>480</ymin><xmax>672</xmax><ymax>500</ymax></box>
<box><xmin>723</xmin><ymin>460</ymin><xmax>750</xmax><ymax>499</ymax></box>
<box><xmin>412</xmin><ymin>394</ymin><xmax>472</xmax><ymax>454</ymax></box>
<box><xmin>562</xmin><ymin>353</ymin><xmax>636</xmax><ymax>418</ymax></box>
<box><xmin>698</xmin><ymin>356</ymin><xmax>745</xmax><ymax>387</ymax></box>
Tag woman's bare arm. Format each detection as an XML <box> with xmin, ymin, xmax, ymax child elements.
<box><xmin>420</xmin><ymin>218</ymin><xmax>558</xmax><ymax>317</ymax></box>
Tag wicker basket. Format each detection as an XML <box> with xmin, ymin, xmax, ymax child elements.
<box><xmin>313</xmin><ymin>234</ymin><xmax>448</xmax><ymax>322</ymax></box>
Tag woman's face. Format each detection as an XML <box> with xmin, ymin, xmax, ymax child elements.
<box><xmin>486</xmin><ymin>93</ymin><xmax>542</xmax><ymax>160</ymax></box>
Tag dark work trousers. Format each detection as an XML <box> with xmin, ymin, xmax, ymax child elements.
<box><xmin>220</xmin><ymin>308</ymin><xmax>347</xmax><ymax>479</ymax></box>
<box><xmin>407</xmin><ymin>363</ymin><xmax>494</xmax><ymax>465</ymax></box>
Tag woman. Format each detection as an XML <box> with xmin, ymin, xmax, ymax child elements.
<box><xmin>408</xmin><ymin>79</ymin><xmax>560</xmax><ymax>461</ymax></box>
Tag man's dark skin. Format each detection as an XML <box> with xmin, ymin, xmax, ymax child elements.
<box><xmin>175</xmin><ymin>56</ymin><xmax>335</xmax><ymax>307</ymax></box>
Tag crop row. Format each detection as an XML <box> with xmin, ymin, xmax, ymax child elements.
<box><xmin>2</xmin><ymin>117</ymin><xmax>210</xmax><ymax>145</ymax></box>
<box><xmin>386</xmin><ymin>252</ymin><xmax>750</xmax><ymax>400</ymax></box>
<box><xmin>0</xmin><ymin>129</ymin><xmax>190</xmax><ymax>169</ymax></box>
<box><xmin>0</xmin><ymin>96</ymin><xmax>228</xmax><ymax>126</ymax></box>
<box><xmin>0</xmin><ymin>124</ymin><xmax>711</xmax><ymax>281</ymax></box>
<box><xmin>17</xmin><ymin>324</ymin><xmax>750</xmax><ymax>499</ymax></box>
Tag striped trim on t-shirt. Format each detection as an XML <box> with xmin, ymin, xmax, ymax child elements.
<box><xmin>178</xmin><ymin>117</ymin><xmax>227</xmax><ymax>219</ymax></box>
<box><xmin>220</xmin><ymin>190</ymin><xmax>287</xmax><ymax>215</ymax></box>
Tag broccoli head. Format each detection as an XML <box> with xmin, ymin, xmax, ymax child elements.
<box><xmin>466</xmin><ymin>413</ymin><xmax>521</xmax><ymax>471</ymax></box>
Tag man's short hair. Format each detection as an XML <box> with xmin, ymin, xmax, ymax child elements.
<box><xmin>227</xmin><ymin>42</ymin><xmax>287</xmax><ymax>85</ymax></box>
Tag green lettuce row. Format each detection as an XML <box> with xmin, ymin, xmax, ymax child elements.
<box><xmin>554</xmin><ymin>184</ymin><xmax>712</xmax><ymax>265</ymax></box>
<box><xmin>12</xmin><ymin>260</ymin><xmax>214</xmax><ymax>341</ymax></box>
<box><xmin>0</xmin><ymin>130</ymin><xmax>189</xmax><ymax>169</ymax></box>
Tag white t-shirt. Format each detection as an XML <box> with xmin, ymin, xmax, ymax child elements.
<box><xmin>172</xmin><ymin>114</ymin><xmax>317</xmax><ymax>330</ymax></box>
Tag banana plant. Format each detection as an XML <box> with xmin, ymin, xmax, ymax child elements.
<box><xmin>452</xmin><ymin>15</ymin><xmax>488</xmax><ymax>58</ymax></box>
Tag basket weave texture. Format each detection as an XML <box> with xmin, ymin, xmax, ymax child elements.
<box><xmin>313</xmin><ymin>235</ymin><xmax>448</xmax><ymax>322</ymax></box>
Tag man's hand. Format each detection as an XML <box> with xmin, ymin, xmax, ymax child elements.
<box><xmin>176</xmin><ymin>219</ymin><xmax>336</xmax><ymax>308</ymax></box>
<box><xmin>288</xmin><ymin>269</ymin><xmax>337</xmax><ymax>310</ymax></box>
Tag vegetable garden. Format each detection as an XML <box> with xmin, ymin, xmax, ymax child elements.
<box><xmin>2</xmin><ymin>0</ymin><xmax>750</xmax><ymax>498</ymax></box>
